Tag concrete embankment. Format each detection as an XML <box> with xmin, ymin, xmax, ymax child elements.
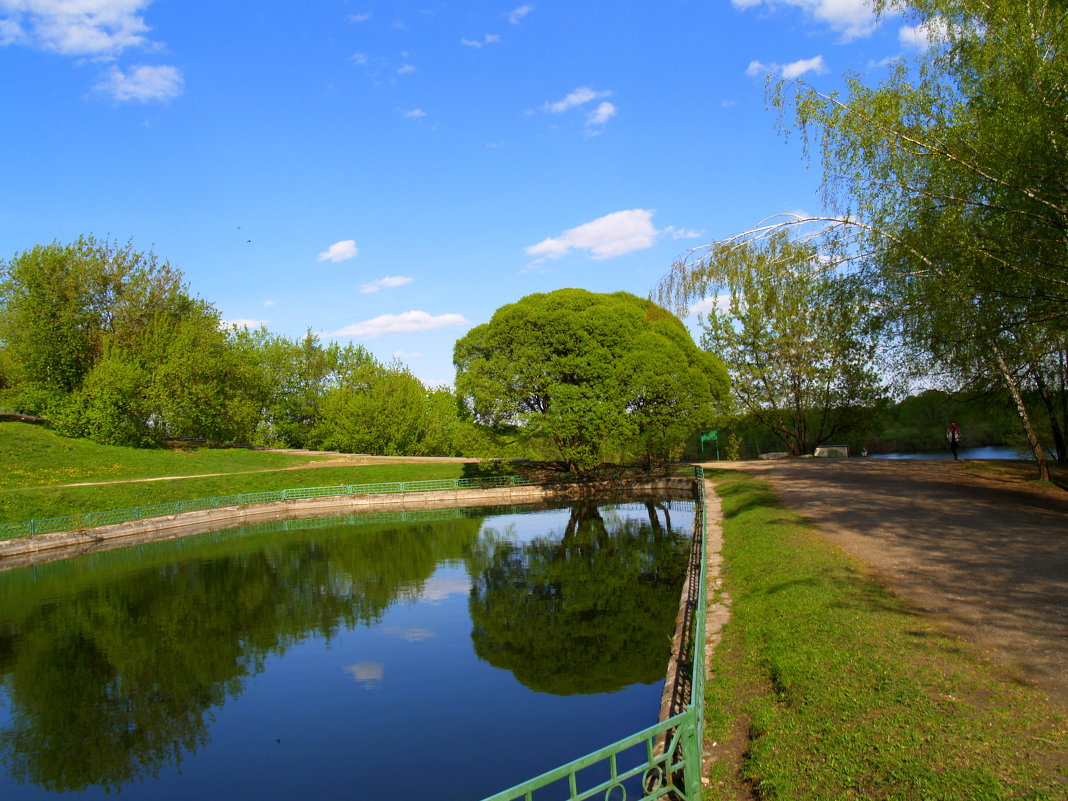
<box><xmin>0</xmin><ymin>477</ymin><xmax>699</xmax><ymax>570</ymax></box>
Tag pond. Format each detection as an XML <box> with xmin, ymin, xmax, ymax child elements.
<box><xmin>869</xmin><ymin>445</ymin><xmax>1028</xmax><ymax>460</ymax></box>
<box><xmin>0</xmin><ymin>497</ymin><xmax>695</xmax><ymax>800</ymax></box>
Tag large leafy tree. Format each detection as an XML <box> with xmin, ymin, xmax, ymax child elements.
<box><xmin>780</xmin><ymin>0</ymin><xmax>1066</xmax><ymax>475</ymax></box>
<box><xmin>453</xmin><ymin>289</ymin><xmax>727</xmax><ymax>470</ymax></box>
<box><xmin>0</xmin><ymin>236</ymin><xmax>188</xmax><ymax>413</ymax></box>
<box><xmin>661</xmin><ymin>0</ymin><xmax>1067</xmax><ymax>475</ymax></box>
<box><xmin>660</xmin><ymin>232</ymin><xmax>883</xmax><ymax>456</ymax></box>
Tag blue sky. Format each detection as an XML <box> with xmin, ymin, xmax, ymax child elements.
<box><xmin>0</xmin><ymin>1</ymin><xmax>928</xmax><ymax>387</ymax></box>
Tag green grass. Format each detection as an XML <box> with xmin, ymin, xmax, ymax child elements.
<box><xmin>0</xmin><ymin>422</ymin><xmax>467</xmax><ymax>524</ymax></box>
<box><xmin>0</xmin><ymin>422</ymin><xmax>334</xmax><ymax>489</ymax></box>
<box><xmin>702</xmin><ymin>468</ymin><xmax>1067</xmax><ymax>800</ymax></box>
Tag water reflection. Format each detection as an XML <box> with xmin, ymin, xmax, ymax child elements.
<box><xmin>0</xmin><ymin>500</ymin><xmax>693</xmax><ymax>798</ymax></box>
<box><xmin>0</xmin><ymin>515</ymin><xmax>483</xmax><ymax>793</ymax></box>
<box><xmin>468</xmin><ymin>502</ymin><xmax>690</xmax><ymax>695</ymax></box>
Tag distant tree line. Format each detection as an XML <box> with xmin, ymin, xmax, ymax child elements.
<box><xmin>0</xmin><ymin>236</ymin><xmax>492</xmax><ymax>455</ymax></box>
<box><xmin>0</xmin><ymin>242</ymin><xmax>727</xmax><ymax>468</ymax></box>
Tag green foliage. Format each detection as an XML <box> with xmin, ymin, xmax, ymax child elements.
<box><xmin>316</xmin><ymin>361</ymin><xmax>442</xmax><ymax>455</ymax></box>
<box><xmin>767</xmin><ymin>0</ymin><xmax>1068</xmax><ymax>473</ymax></box>
<box><xmin>466</xmin><ymin>502</ymin><xmax>691</xmax><ymax>694</ymax></box>
<box><xmin>51</xmin><ymin>353</ymin><xmax>155</xmax><ymax>447</ymax></box>
<box><xmin>0</xmin><ymin>238</ymin><xmax>174</xmax><ymax>408</ymax></box>
<box><xmin>872</xmin><ymin>389</ymin><xmax>1019</xmax><ymax>453</ymax></box>
<box><xmin>687</xmin><ymin>232</ymin><xmax>884</xmax><ymax>456</ymax></box>
<box><xmin>0</xmin><ymin>235</ymin><xmax>487</xmax><ymax>455</ymax></box>
<box><xmin>454</xmin><ymin>289</ymin><xmax>728</xmax><ymax>470</ymax></box>
<box><xmin>702</xmin><ymin>472</ymin><xmax>1067</xmax><ymax>799</ymax></box>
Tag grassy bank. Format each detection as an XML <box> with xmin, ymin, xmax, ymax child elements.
<box><xmin>0</xmin><ymin>422</ymin><xmax>467</xmax><ymax>524</ymax></box>
<box><xmin>0</xmin><ymin>422</ymin><xmax>336</xmax><ymax>490</ymax></box>
<box><xmin>703</xmin><ymin>469</ymin><xmax>1067</xmax><ymax>800</ymax></box>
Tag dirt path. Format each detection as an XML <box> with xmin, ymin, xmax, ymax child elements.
<box><xmin>707</xmin><ymin>458</ymin><xmax>1068</xmax><ymax>709</ymax></box>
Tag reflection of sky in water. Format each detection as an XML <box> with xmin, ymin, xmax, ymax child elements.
<box><xmin>344</xmin><ymin>662</ymin><xmax>384</xmax><ymax>688</ymax></box>
<box><xmin>381</xmin><ymin>627</ymin><xmax>435</xmax><ymax>642</ymax></box>
<box><xmin>0</xmin><ymin>500</ymin><xmax>694</xmax><ymax>801</ymax></box>
<box><xmin>418</xmin><ymin>575</ymin><xmax>471</xmax><ymax>604</ymax></box>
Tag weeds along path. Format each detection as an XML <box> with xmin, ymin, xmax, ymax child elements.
<box><xmin>710</xmin><ymin>458</ymin><xmax>1068</xmax><ymax>710</ymax></box>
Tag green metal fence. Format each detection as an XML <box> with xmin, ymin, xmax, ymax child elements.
<box><xmin>480</xmin><ymin>466</ymin><xmax>708</xmax><ymax>801</ymax></box>
<box><xmin>0</xmin><ymin>475</ymin><xmax>538</xmax><ymax>541</ymax></box>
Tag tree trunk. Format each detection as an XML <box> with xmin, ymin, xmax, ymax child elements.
<box><xmin>1029</xmin><ymin>361</ymin><xmax>1067</xmax><ymax>464</ymax></box>
<box><xmin>993</xmin><ymin>343</ymin><xmax>1051</xmax><ymax>481</ymax></box>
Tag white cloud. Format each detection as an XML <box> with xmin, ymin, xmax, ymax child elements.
<box><xmin>899</xmin><ymin>18</ymin><xmax>948</xmax><ymax>51</ymax></box>
<box><xmin>0</xmin><ymin>0</ymin><xmax>159</xmax><ymax>58</ymax></box>
<box><xmin>392</xmin><ymin>350</ymin><xmax>424</xmax><ymax>359</ymax></box>
<box><xmin>344</xmin><ymin>661</ymin><xmax>383</xmax><ymax>687</ymax></box>
<box><xmin>381</xmin><ymin>627</ymin><xmax>435</xmax><ymax>641</ymax></box>
<box><xmin>333</xmin><ymin>311</ymin><xmax>470</xmax><ymax>338</ymax></box>
<box><xmin>360</xmin><ymin>275</ymin><xmax>413</xmax><ymax>294</ymax></box>
<box><xmin>526</xmin><ymin>209</ymin><xmax>661</xmax><ymax>262</ymax></box>
<box><xmin>733</xmin><ymin>0</ymin><xmax>878</xmax><ymax>42</ymax></box>
<box><xmin>665</xmin><ymin>225</ymin><xmax>704</xmax><ymax>240</ymax></box>
<box><xmin>509</xmin><ymin>5</ymin><xmax>533</xmax><ymax>25</ymax></box>
<box><xmin>586</xmin><ymin>101</ymin><xmax>616</xmax><ymax>127</ymax></box>
<box><xmin>318</xmin><ymin>240</ymin><xmax>359</xmax><ymax>263</ymax></box>
<box><xmin>263</xmin><ymin>299</ymin><xmax>276</xmax><ymax>307</ymax></box>
<box><xmin>402</xmin><ymin>108</ymin><xmax>426</xmax><ymax>119</ymax></box>
<box><xmin>351</xmin><ymin>52</ymin><xmax>369</xmax><ymax>65</ymax></box>
<box><xmin>397</xmin><ymin>63</ymin><xmax>415</xmax><ymax>74</ymax></box>
<box><xmin>545</xmin><ymin>86</ymin><xmax>611</xmax><ymax>114</ymax></box>
<box><xmin>461</xmin><ymin>34</ymin><xmax>500</xmax><ymax>48</ymax></box>
<box><xmin>349</xmin><ymin>12</ymin><xmax>372</xmax><ymax>23</ymax></box>
<box><xmin>687</xmin><ymin>296</ymin><xmax>730</xmax><ymax>317</ymax></box>
<box><xmin>419</xmin><ymin>576</ymin><xmax>471</xmax><ymax>603</ymax></box>
<box><xmin>95</xmin><ymin>64</ymin><xmax>183</xmax><ymax>102</ymax></box>
<box><xmin>746</xmin><ymin>55</ymin><xmax>826</xmax><ymax>79</ymax></box>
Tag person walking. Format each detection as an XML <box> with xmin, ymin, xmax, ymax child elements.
<box><xmin>947</xmin><ymin>422</ymin><xmax>962</xmax><ymax>460</ymax></box>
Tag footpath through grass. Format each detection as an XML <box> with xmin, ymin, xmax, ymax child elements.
<box><xmin>0</xmin><ymin>422</ymin><xmax>335</xmax><ymax>490</ymax></box>
<box><xmin>0</xmin><ymin>422</ymin><xmax>466</xmax><ymax>524</ymax></box>
<box><xmin>703</xmin><ymin>469</ymin><xmax>1067</xmax><ymax>801</ymax></box>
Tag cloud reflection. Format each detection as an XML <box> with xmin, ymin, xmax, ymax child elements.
<box><xmin>344</xmin><ymin>661</ymin><xmax>384</xmax><ymax>689</ymax></box>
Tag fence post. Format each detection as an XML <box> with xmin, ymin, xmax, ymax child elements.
<box><xmin>680</xmin><ymin>716</ymin><xmax>702</xmax><ymax>800</ymax></box>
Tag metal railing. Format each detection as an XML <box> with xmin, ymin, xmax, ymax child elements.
<box><xmin>480</xmin><ymin>466</ymin><xmax>708</xmax><ymax>801</ymax></box>
<box><xmin>0</xmin><ymin>474</ymin><xmax>538</xmax><ymax>541</ymax></box>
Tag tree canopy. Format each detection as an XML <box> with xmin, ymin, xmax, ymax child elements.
<box><xmin>657</xmin><ymin>0</ymin><xmax>1067</xmax><ymax>474</ymax></box>
<box><xmin>453</xmin><ymin>289</ymin><xmax>728</xmax><ymax>470</ymax></box>
<box><xmin>676</xmin><ymin>232</ymin><xmax>884</xmax><ymax>456</ymax></box>
<box><xmin>0</xmin><ymin>237</ymin><xmax>491</xmax><ymax>456</ymax></box>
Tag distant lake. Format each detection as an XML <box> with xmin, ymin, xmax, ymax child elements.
<box><xmin>871</xmin><ymin>446</ymin><xmax>1026</xmax><ymax>460</ymax></box>
<box><xmin>0</xmin><ymin>498</ymin><xmax>694</xmax><ymax>801</ymax></box>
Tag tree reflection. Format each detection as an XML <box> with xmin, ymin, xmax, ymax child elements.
<box><xmin>0</xmin><ymin>515</ymin><xmax>482</xmax><ymax>792</ymax></box>
<box><xmin>467</xmin><ymin>502</ymin><xmax>691</xmax><ymax>695</ymax></box>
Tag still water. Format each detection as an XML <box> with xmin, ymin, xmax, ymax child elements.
<box><xmin>870</xmin><ymin>446</ymin><xmax>1025</xmax><ymax>460</ymax></box>
<box><xmin>0</xmin><ymin>498</ymin><xmax>694</xmax><ymax>800</ymax></box>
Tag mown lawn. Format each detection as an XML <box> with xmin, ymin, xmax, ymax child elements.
<box><xmin>0</xmin><ymin>422</ymin><xmax>333</xmax><ymax>490</ymax></box>
<box><xmin>703</xmin><ymin>469</ymin><xmax>1067</xmax><ymax>800</ymax></box>
<box><xmin>0</xmin><ymin>422</ymin><xmax>468</xmax><ymax>524</ymax></box>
